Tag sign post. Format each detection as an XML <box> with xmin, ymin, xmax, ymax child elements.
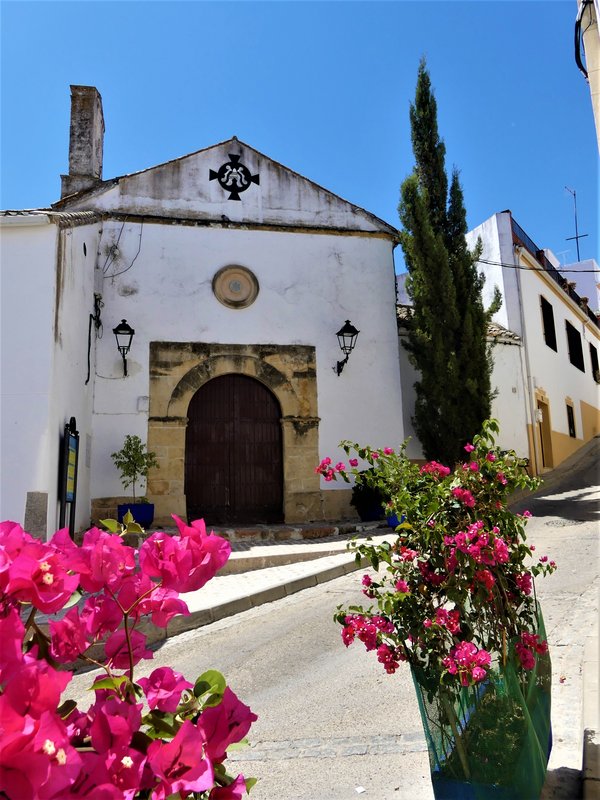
<box><xmin>59</xmin><ymin>417</ymin><xmax>79</xmax><ymax>538</ymax></box>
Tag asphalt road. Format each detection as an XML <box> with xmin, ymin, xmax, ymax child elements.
<box><xmin>66</xmin><ymin>442</ymin><xmax>599</xmax><ymax>800</ymax></box>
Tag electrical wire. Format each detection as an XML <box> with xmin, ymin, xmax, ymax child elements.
<box><xmin>103</xmin><ymin>222</ymin><xmax>144</xmax><ymax>280</ymax></box>
<box><xmin>477</xmin><ymin>257</ymin><xmax>600</xmax><ymax>274</ymax></box>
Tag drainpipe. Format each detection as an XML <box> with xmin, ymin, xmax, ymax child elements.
<box><xmin>513</xmin><ymin>243</ymin><xmax>541</xmax><ymax>475</ymax></box>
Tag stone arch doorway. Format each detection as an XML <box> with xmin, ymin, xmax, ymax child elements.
<box><xmin>146</xmin><ymin>342</ymin><xmax>323</xmax><ymax>526</ymax></box>
<box><xmin>185</xmin><ymin>374</ymin><xmax>283</xmax><ymax>524</ymax></box>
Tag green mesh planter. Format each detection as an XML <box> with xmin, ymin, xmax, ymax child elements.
<box><xmin>412</xmin><ymin>612</ymin><xmax>552</xmax><ymax>800</ymax></box>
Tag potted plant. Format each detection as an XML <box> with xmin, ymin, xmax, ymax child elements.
<box><xmin>350</xmin><ymin>470</ymin><xmax>386</xmax><ymax>522</ymax></box>
<box><xmin>111</xmin><ymin>434</ymin><xmax>159</xmax><ymax>528</ymax></box>
<box><xmin>317</xmin><ymin>420</ymin><xmax>556</xmax><ymax>799</ymax></box>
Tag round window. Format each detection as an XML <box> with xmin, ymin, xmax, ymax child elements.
<box><xmin>212</xmin><ymin>266</ymin><xmax>259</xmax><ymax>309</ymax></box>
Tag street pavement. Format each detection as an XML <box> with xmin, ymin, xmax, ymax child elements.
<box><xmin>66</xmin><ymin>438</ymin><xmax>599</xmax><ymax>799</ymax></box>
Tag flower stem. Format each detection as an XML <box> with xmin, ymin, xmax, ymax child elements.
<box><xmin>441</xmin><ymin>694</ymin><xmax>471</xmax><ymax>781</ymax></box>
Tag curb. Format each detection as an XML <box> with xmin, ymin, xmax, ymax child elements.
<box><xmin>164</xmin><ymin>552</ymin><xmax>368</xmax><ymax>638</ymax></box>
<box><xmin>583</xmin><ymin>632</ymin><xmax>600</xmax><ymax>800</ymax></box>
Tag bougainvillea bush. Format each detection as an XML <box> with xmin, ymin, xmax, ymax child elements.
<box><xmin>0</xmin><ymin>514</ymin><xmax>257</xmax><ymax>800</ymax></box>
<box><xmin>318</xmin><ymin>420</ymin><xmax>556</xmax><ymax>795</ymax></box>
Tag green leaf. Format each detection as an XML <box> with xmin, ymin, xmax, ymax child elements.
<box><xmin>226</xmin><ymin>738</ymin><xmax>250</xmax><ymax>751</ymax></box>
<box><xmin>99</xmin><ymin>518</ymin><xmax>121</xmax><ymax>533</ymax></box>
<box><xmin>123</xmin><ymin>510</ymin><xmax>134</xmax><ymax>524</ymax></box>
<box><xmin>90</xmin><ymin>675</ymin><xmax>129</xmax><ymax>692</ymax></box>
<box><xmin>143</xmin><ymin>711</ymin><xmax>178</xmax><ymax>738</ymax></box>
<box><xmin>125</xmin><ymin>522</ymin><xmax>144</xmax><ymax>534</ymax></box>
<box><xmin>193</xmin><ymin>669</ymin><xmax>227</xmax><ymax>706</ymax></box>
<box><xmin>246</xmin><ymin>777</ymin><xmax>258</xmax><ymax>792</ymax></box>
<box><xmin>62</xmin><ymin>589</ymin><xmax>83</xmax><ymax>609</ymax></box>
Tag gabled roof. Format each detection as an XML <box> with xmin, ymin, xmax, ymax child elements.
<box><xmin>53</xmin><ymin>137</ymin><xmax>398</xmax><ymax>237</ymax></box>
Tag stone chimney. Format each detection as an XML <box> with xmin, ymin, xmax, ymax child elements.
<box><xmin>60</xmin><ymin>85</ymin><xmax>105</xmax><ymax>199</ymax></box>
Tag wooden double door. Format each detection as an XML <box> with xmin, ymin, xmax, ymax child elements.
<box><xmin>185</xmin><ymin>374</ymin><xmax>284</xmax><ymax>525</ymax></box>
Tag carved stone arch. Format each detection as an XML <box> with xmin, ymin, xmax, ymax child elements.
<box><xmin>146</xmin><ymin>342</ymin><xmax>322</xmax><ymax>525</ymax></box>
<box><xmin>166</xmin><ymin>353</ymin><xmax>301</xmax><ymax>420</ymax></box>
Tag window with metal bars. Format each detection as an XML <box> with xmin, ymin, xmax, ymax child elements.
<box><xmin>566</xmin><ymin>404</ymin><xmax>576</xmax><ymax>438</ymax></box>
<box><xmin>590</xmin><ymin>343</ymin><xmax>600</xmax><ymax>383</ymax></box>
<box><xmin>540</xmin><ymin>296</ymin><xmax>557</xmax><ymax>351</ymax></box>
<box><xmin>565</xmin><ymin>321</ymin><xmax>585</xmax><ymax>372</ymax></box>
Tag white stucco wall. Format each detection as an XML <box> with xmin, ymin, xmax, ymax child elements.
<box><xmin>488</xmin><ymin>339</ymin><xmax>529</xmax><ymax>458</ymax></box>
<box><xmin>562</xmin><ymin>259</ymin><xmax>600</xmax><ymax>314</ymax></box>
<box><xmin>0</xmin><ymin>218</ymin><xmax>56</xmax><ymax>527</ymax></box>
<box><xmin>466</xmin><ymin>212</ymin><xmax>522</xmax><ymax>336</ymax></box>
<box><xmin>469</xmin><ymin>211</ymin><xmax>600</xmax><ymax>467</ymax></box>
<box><xmin>0</xmin><ymin>218</ymin><xmax>101</xmax><ymax>535</ymax></box>
<box><xmin>519</xmin><ymin>260</ymin><xmax>600</xmax><ymax>441</ymax></box>
<box><xmin>65</xmin><ymin>140</ymin><xmax>394</xmax><ymax>235</ymax></box>
<box><xmin>398</xmin><ymin>330</ymin><xmax>529</xmax><ymax>462</ymax></box>
<box><xmin>46</xmin><ymin>223</ymin><xmax>100</xmax><ymax>532</ymax></box>
<box><xmin>90</xmin><ymin>221</ymin><xmax>404</xmax><ymax>500</ymax></box>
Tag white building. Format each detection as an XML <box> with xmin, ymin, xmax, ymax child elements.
<box><xmin>1</xmin><ymin>85</ymin><xmax>405</xmax><ymax>537</ymax></box>
<box><xmin>466</xmin><ymin>211</ymin><xmax>600</xmax><ymax>474</ymax></box>
<box><xmin>398</xmin><ymin>211</ymin><xmax>600</xmax><ymax>474</ymax></box>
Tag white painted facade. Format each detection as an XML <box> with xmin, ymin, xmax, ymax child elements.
<box><xmin>467</xmin><ymin>211</ymin><xmax>600</xmax><ymax>472</ymax></box>
<box><xmin>397</xmin><ymin>314</ymin><xmax>530</xmax><ymax>462</ymax></box>
<box><xmin>90</xmin><ymin>219</ymin><xmax>402</xmax><ymax>500</ymax></box>
<box><xmin>1</xmin><ymin>87</ymin><xmax>404</xmax><ymax>536</ymax></box>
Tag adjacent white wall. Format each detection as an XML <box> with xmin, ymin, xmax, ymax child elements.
<box><xmin>0</xmin><ymin>217</ymin><xmax>101</xmax><ymax>534</ymax></box>
<box><xmin>1</xmin><ymin>218</ymin><xmax>56</xmax><ymax>526</ymax></box>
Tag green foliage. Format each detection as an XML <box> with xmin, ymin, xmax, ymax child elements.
<box><xmin>399</xmin><ymin>59</ymin><xmax>501</xmax><ymax>465</ymax></box>
<box><xmin>193</xmin><ymin>669</ymin><xmax>227</xmax><ymax>707</ymax></box>
<box><xmin>111</xmin><ymin>435</ymin><xmax>159</xmax><ymax>502</ymax></box>
<box><xmin>100</xmin><ymin>509</ymin><xmax>145</xmax><ymax>536</ymax></box>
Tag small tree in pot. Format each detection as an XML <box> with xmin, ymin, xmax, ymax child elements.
<box><xmin>111</xmin><ymin>434</ymin><xmax>159</xmax><ymax>527</ymax></box>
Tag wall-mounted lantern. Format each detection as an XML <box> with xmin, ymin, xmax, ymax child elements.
<box><xmin>334</xmin><ymin>319</ymin><xmax>359</xmax><ymax>376</ymax></box>
<box><xmin>113</xmin><ymin>319</ymin><xmax>135</xmax><ymax>377</ymax></box>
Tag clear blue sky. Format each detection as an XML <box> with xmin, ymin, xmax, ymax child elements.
<box><xmin>1</xmin><ymin>1</ymin><xmax>597</xmax><ymax>272</ymax></box>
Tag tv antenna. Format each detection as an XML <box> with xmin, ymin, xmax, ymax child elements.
<box><xmin>565</xmin><ymin>186</ymin><xmax>588</xmax><ymax>260</ymax></box>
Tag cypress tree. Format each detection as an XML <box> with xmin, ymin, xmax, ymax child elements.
<box><xmin>399</xmin><ymin>60</ymin><xmax>501</xmax><ymax>465</ymax></box>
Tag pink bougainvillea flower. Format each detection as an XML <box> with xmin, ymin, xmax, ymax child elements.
<box><xmin>0</xmin><ymin>704</ymin><xmax>83</xmax><ymax>800</ymax></box>
<box><xmin>81</xmin><ymin>593</ymin><xmax>123</xmax><ymax>640</ymax></box>
<box><xmin>451</xmin><ymin>487</ymin><xmax>476</xmax><ymax>508</ymax></box>
<box><xmin>137</xmin><ymin>586</ymin><xmax>190</xmax><ymax>628</ymax></box>
<box><xmin>496</xmin><ymin>472</ymin><xmax>508</xmax><ymax>485</ymax></box>
<box><xmin>6</xmin><ymin>539</ymin><xmax>79</xmax><ymax>614</ymax></box>
<box><xmin>89</xmin><ymin>695</ymin><xmax>142</xmax><ymax>754</ymax></box>
<box><xmin>141</xmin><ymin>517</ymin><xmax>231</xmax><ymax>593</ymax></box>
<box><xmin>138</xmin><ymin>667</ymin><xmax>193</xmax><ymax>713</ymax></box>
<box><xmin>395</xmin><ymin>579</ymin><xmax>409</xmax><ymax>594</ymax></box>
<box><xmin>49</xmin><ymin>607</ymin><xmax>89</xmax><ymax>663</ymax></box>
<box><xmin>464</xmin><ymin>443</ymin><xmax>475</xmax><ymax>452</ymax></box>
<box><xmin>485</xmin><ymin>452</ymin><xmax>497</xmax><ymax>462</ymax></box>
<box><xmin>209</xmin><ymin>774</ymin><xmax>248</xmax><ymax>799</ymax></box>
<box><xmin>2</xmin><ymin>651</ymin><xmax>71</xmax><ymax>719</ymax></box>
<box><xmin>147</xmin><ymin>719</ymin><xmax>214</xmax><ymax>796</ymax></box>
<box><xmin>516</xmin><ymin>572</ymin><xmax>533</xmax><ymax>595</ymax></box>
<box><xmin>104</xmin><ymin>628</ymin><xmax>153</xmax><ymax>670</ymax></box>
<box><xmin>377</xmin><ymin>643</ymin><xmax>402</xmax><ymax>674</ymax></box>
<box><xmin>101</xmin><ymin>746</ymin><xmax>147</xmax><ymax>797</ymax></box>
<box><xmin>383</xmin><ymin>447</ymin><xmax>394</xmax><ymax>455</ymax></box>
<box><xmin>371</xmin><ymin>452</ymin><xmax>379</xmax><ymax>459</ymax></box>
<box><xmin>197</xmin><ymin>687</ymin><xmax>258</xmax><ymax>763</ymax></box>
<box><xmin>493</xmin><ymin>537</ymin><xmax>509</xmax><ymax>564</ymax></box>
<box><xmin>349</xmin><ymin>458</ymin><xmax>359</xmax><ymax>467</ymax></box>
<box><xmin>0</xmin><ymin>607</ymin><xmax>25</xmax><ymax>683</ymax></box>
<box><xmin>335</xmin><ymin>461</ymin><xmax>345</xmax><ymax>471</ymax></box>
<box><xmin>77</xmin><ymin>528</ymin><xmax>136</xmax><ymax>593</ymax></box>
